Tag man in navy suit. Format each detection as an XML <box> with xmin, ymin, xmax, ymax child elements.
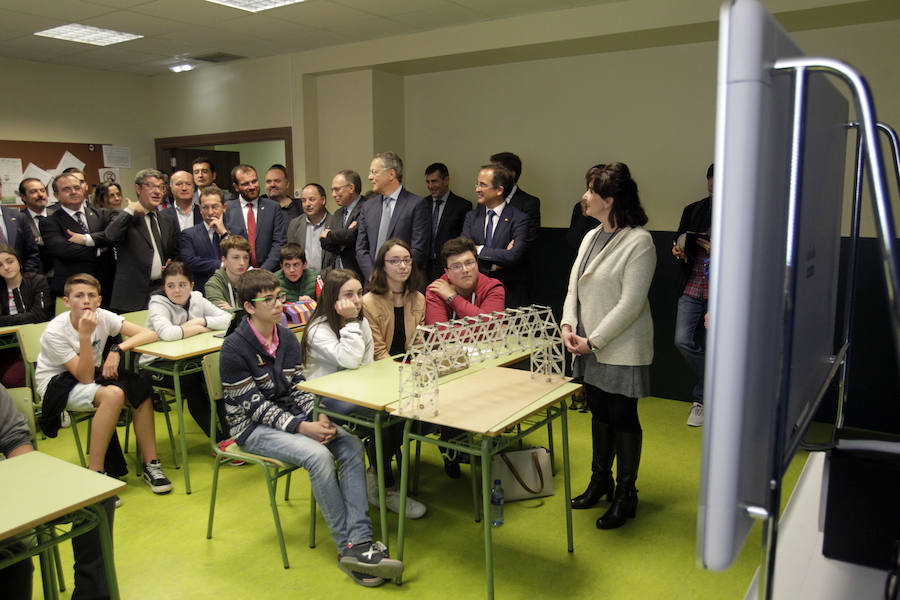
<box><xmin>40</xmin><ymin>173</ymin><xmax>114</xmax><ymax>298</ymax></box>
<box><xmin>461</xmin><ymin>165</ymin><xmax>530</xmax><ymax>308</ymax></box>
<box><xmin>0</xmin><ymin>181</ymin><xmax>40</xmax><ymax>273</ymax></box>
<box><xmin>355</xmin><ymin>152</ymin><xmax>429</xmax><ymax>282</ymax></box>
<box><xmin>164</xmin><ymin>170</ymin><xmax>203</xmax><ymax>231</ymax></box>
<box><xmin>321</xmin><ymin>169</ymin><xmax>365</xmax><ymax>280</ymax></box>
<box><xmin>223</xmin><ymin>164</ymin><xmax>285</xmax><ymax>272</ymax></box>
<box><xmin>423</xmin><ymin>162</ymin><xmax>472</xmax><ymax>282</ymax></box>
<box><xmin>180</xmin><ymin>186</ymin><xmax>229</xmax><ymax>292</ymax></box>
<box><xmin>18</xmin><ymin>177</ymin><xmax>57</xmax><ymax>274</ymax></box>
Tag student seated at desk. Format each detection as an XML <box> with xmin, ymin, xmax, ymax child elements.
<box><xmin>220</xmin><ymin>269</ymin><xmax>403</xmax><ymax>587</ymax></box>
<box><xmin>274</xmin><ymin>242</ymin><xmax>316</xmax><ymax>302</ymax></box>
<box><xmin>304</xmin><ymin>267</ymin><xmax>427</xmax><ymax>519</ymax></box>
<box><xmin>0</xmin><ymin>244</ymin><xmax>52</xmax><ymax>387</ymax></box>
<box><xmin>140</xmin><ymin>262</ymin><xmax>233</xmax><ymax>446</ymax></box>
<box><xmin>204</xmin><ymin>235</ymin><xmax>251</xmax><ymax>311</ymax></box>
<box><xmin>425</xmin><ymin>236</ymin><xmax>505</xmax><ymax>324</ymax></box>
<box><xmin>34</xmin><ymin>273</ymin><xmax>173</xmax><ymax>494</ymax></box>
<box><xmin>0</xmin><ymin>384</ymin><xmax>116</xmax><ymax>600</ymax></box>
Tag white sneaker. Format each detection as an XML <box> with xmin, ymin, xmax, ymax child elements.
<box><xmin>365</xmin><ymin>471</ymin><xmax>379</xmax><ymax>506</ymax></box>
<box><xmin>60</xmin><ymin>410</ymin><xmax>71</xmax><ymax>428</ymax></box>
<box><xmin>687</xmin><ymin>402</ymin><xmax>704</xmax><ymax>427</ymax></box>
<box><xmin>385</xmin><ymin>490</ymin><xmax>427</xmax><ymax>519</ymax></box>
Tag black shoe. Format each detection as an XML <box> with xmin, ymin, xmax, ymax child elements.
<box><xmin>443</xmin><ymin>457</ymin><xmax>461</xmax><ymax>479</ymax></box>
<box><xmin>571</xmin><ymin>471</ymin><xmax>614</xmax><ymax>509</ymax></box>
<box><xmin>339</xmin><ymin>541</ymin><xmax>403</xmax><ymax>579</ymax></box>
<box><xmin>596</xmin><ymin>486</ymin><xmax>638</xmax><ymax>529</ymax></box>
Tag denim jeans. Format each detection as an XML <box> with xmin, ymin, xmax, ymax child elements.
<box><xmin>243</xmin><ymin>424</ymin><xmax>372</xmax><ymax>551</ymax></box>
<box><xmin>674</xmin><ymin>294</ymin><xmax>707</xmax><ymax>403</ymax></box>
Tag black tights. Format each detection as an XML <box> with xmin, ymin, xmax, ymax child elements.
<box><xmin>583</xmin><ymin>383</ymin><xmax>641</xmax><ymax>433</ymax></box>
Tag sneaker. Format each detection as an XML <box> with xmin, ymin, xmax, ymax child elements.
<box><xmin>365</xmin><ymin>471</ymin><xmax>379</xmax><ymax>506</ymax></box>
<box><xmin>336</xmin><ymin>555</ymin><xmax>384</xmax><ymax>587</ymax></box>
<box><xmin>339</xmin><ymin>541</ymin><xmax>403</xmax><ymax>579</ymax></box>
<box><xmin>60</xmin><ymin>411</ymin><xmax>71</xmax><ymax>428</ymax></box>
<box><xmin>366</xmin><ymin>471</ymin><xmax>426</xmax><ymax>519</ymax></box>
<box><xmin>687</xmin><ymin>402</ymin><xmax>704</xmax><ymax>427</ymax></box>
<box><xmin>114</xmin><ymin>496</ymin><xmax>123</xmax><ymax>508</ymax></box>
<box><xmin>142</xmin><ymin>460</ymin><xmax>173</xmax><ymax>494</ymax></box>
<box><xmin>216</xmin><ymin>439</ymin><xmax>246</xmax><ymax>466</ymax></box>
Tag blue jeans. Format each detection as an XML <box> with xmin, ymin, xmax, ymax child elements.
<box><xmin>674</xmin><ymin>294</ymin><xmax>707</xmax><ymax>404</ymax></box>
<box><xmin>243</xmin><ymin>424</ymin><xmax>371</xmax><ymax>551</ymax></box>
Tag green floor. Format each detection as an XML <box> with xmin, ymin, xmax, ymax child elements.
<box><xmin>31</xmin><ymin>396</ymin><xmax>807</xmax><ymax>600</ymax></box>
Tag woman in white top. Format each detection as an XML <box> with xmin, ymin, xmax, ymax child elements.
<box><xmin>142</xmin><ymin>262</ymin><xmax>232</xmax><ymax>443</ymax></box>
<box><xmin>301</xmin><ymin>269</ymin><xmax>426</xmax><ymax>518</ymax></box>
<box><xmin>561</xmin><ymin>162</ymin><xmax>656</xmax><ymax>530</ymax></box>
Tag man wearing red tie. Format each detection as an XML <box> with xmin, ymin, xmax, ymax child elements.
<box><xmin>223</xmin><ymin>164</ymin><xmax>286</xmax><ymax>272</ymax></box>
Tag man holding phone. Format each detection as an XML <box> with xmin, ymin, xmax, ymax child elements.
<box><xmin>672</xmin><ymin>164</ymin><xmax>713</xmax><ymax>427</ymax></box>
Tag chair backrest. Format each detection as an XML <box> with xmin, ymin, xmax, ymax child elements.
<box><xmin>7</xmin><ymin>387</ymin><xmax>37</xmax><ymax>442</ymax></box>
<box><xmin>122</xmin><ymin>310</ymin><xmax>149</xmax><ymax>328</ymax></box>
<box><xmin>55</xmin><ymin>296</ymin><xmax>66</xmax><ymax>317</ymax></box>
<box><xmin>16</xmin><ymin>321</ymin><xmax>48</xmax><ymax>364</ymax></box>
<box><xmin>203</xmin><ymin>352</ymin><xmax>223</xmax><ymax>402</ymax></box>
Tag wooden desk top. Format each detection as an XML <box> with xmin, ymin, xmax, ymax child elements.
<box><xmin>0</xmin><ymin>325</ymin><xmax>21</xmax><ymax>336</ymax></box>
<box><xmin>0</xmin><ymin>452</ymin><xmax>125</xmax><ymax>539</ymax></box>
<box><xmin>134</xmin><ymin>322</ymin><xmax>306</xmax><ymax>362</ymax></box>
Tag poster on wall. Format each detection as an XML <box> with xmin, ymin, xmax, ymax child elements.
<box><xmin>99</xmin><ymin>167</ymin><xmax>120</xmax><ymax>184</ymax></box>
<box><xmin>0</xmin><ymin>157</ymin><xmax>24</xmax><ymax>205</ymax></box>
<box><xmin>102</xmin><ymin>145</ymin><xmax>131</xmax><ymax>168</ymax></box>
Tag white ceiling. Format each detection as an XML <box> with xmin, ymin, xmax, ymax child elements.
<box><xmin>0</xmin><ymin>0</ymin><xmax>620</xmax><ymax>76</ymax></box>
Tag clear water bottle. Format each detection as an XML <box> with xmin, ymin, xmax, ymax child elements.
<box><xmin>490</xmin><ymin>479</ymin><xmax>504</xmax><ymax>526</ymax></box>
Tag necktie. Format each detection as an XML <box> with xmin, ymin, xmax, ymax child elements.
<box><xmin>148</xmin><ymin>212</ymin><xmax>164</xmax><ymax>257</ymax></box>
<box><xmin>34</xmin><ymin>215</ymin><xmax>45</xmax><ymax>244</ymax></box>
<box><xmin>74</xmin><ymin>211</ymin><xmax>89</xmax><ymax>234</ymax></box>
<box><xmin>432</xmin><ymin>198</ymin><xmax>443</xmax><ymax>238</ymax></box>
<box><xmin>245</xmin><ymin>203</ymin><xmax>258</xmax><ymax>267</ymax></box>
<box><xmin>0</xmin><ymin>223</ymin><xmax>7</xmax><ymax>245</ymax></box>
<box><xmin>484</xmin><ymin>209</ymin><xmax>496</xmax><ymax>248</ymax></box>
<box><xmin>342</xmin><ymin>206</ymin><xmax>349</xmax><ymax>227</ymax></box>
<box><xmin>376</xmin><ymin>197</ymin><xmax>393</xmax><ymax>252</ymax></box>
<box><xmin>211</xmin><ymin>230</ymin><xmax>220</xmax><ymax>252</ymax></box>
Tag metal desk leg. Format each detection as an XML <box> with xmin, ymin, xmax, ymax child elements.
<box><xmin>373</xmin><ymin>412</ymin><xmax>389</xmax><ymax>552</ymax></box>
<box><xmin>36</xmin><ymin>527</ymin><xmax>59</xmax><ymax>600</ymax></box>
<box><xmin>560</xmin><ymin>401</ymin><xmax>574</xmax><ymax>552</ymax></box>
<box><xmin>173</xmin><ymin>361</ymin><xmax>191</xmax><ymax>494</ymax></box>
<box><xmin>89</xmin><ymin>501</ymin><xmax>120</xmax><ymax>600</ymax></box>
<box><xmin>395</xmin><ymin>418</ymin><xmax>413</xmax><ymax>585</ymax></box>
<box><xmin>481</xmin><ymin>436</ymin><xmax>495</xmax><ymax>600</ymax></box>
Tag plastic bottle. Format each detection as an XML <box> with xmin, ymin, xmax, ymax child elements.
<box><xmin>490</xmin><ymin>479</ymin><xmax>504</xmax><ymax>526</ymax></box>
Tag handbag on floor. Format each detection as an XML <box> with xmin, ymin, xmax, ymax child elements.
<box><xmin>491</xmin><ymin>447</ymin><xmax>554</xmax><ymax>502</ymax></box>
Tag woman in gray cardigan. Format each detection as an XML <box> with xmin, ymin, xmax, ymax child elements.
<box><xmin>561</xmin><ymin>162</ymin><xmax>656</xmax><ymax>530</ymax></box>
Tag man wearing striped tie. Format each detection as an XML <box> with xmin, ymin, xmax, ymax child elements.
<box><xmin>180</xmin><ymin>186</ymin><xmax>230</xmax><ymax>292</ymax></box>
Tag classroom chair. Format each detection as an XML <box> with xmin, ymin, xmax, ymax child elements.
<box><xmin>202</xmin><ymin>352</ymin><xmax>314</xmax><ymax>569</ymax></box>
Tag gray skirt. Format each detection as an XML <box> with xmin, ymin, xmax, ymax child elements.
<box><xmin>573</xmin><ymin>354</ymin><xmax>650</xmax><ymax>399</ymax></box>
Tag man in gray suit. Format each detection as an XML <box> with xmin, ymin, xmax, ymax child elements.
<box><xmin>286</xmin><ymin>183</ymin><xmax>330</xmax><ymax>273</ymax></box>
<box><xmin>321</xmin><ymin>169</ymin><xmax>365</xmax><ymax>280</ymax></box>
<box><xmin>355</xmin><ymin>152</ymin><xmax>429</xmax><ymax>282</ymax></box>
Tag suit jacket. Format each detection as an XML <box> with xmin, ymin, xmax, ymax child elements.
<box><xmin>180</xmin><ymin>223</ymin><xmax>224</xmax><ymax>293</ymax></box>
<box><xmin>507</xmin><ymin>186</ymin><xmax>541</xmax><ymax>246</ymax></box>
<box><xmin>321</xmin><ymin>197</ymin><xmax>364</xmax><ymax>280</ymax></box>
<box><xmin>40</xmin><ymin>204</ymin><xmax>114</xmax><ymax>297</ymax></box>
<box><xmin>461</xmin><ymin>203</ymin><xmax>530</xmax><ymax>308</ymax></box>
<box><xmin>164</xmin><ymin>203</ymin><xmax>203</xmax><ymax>231</ymax></box>
<box><xmin>102</xmin><ymin>209</ymin><xmax>180</xmax><ymax>311</ymax></box>
<box><xmin>21</xmin><ymin>206</ymin><xmax>57</xmax><ymax>275</ymax></box>
<box><xmin>1</xmin><ymin>206</ymin><xmax>40</xmax><ymax>273</ymax></box>
<box><xmin>425</xmin><ymin>191</ymin><xmax>472</xmax><ymax>281</ymax></box>
<box><xmin>223</xmin><ymin>197</ymin><xmax>286</xmax><ymax>271</ymax></box>
<box><xmin>355</xmin><ymin>187</ymin><xmax>429</xmax><ymax>282</ymax></box>
<box><xmin>285</xmin><ymin>210</ymin><xmax>331</xmax><ymax>254</ymax></box>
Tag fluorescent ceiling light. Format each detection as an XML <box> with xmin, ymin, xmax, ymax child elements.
<box><xmin>169</xmin><ymin>63</ymin><xmax>196</xmax><ymax>73</ymax></box>
<box><xmin>34</xmin><ymin>24</ymin><xmax>142</xmax><ymax>47</ymax></box>
<box><xmin>205</xmin><ymin>0</ymin><xmax>307</xmax><ymax>13</ymax></box>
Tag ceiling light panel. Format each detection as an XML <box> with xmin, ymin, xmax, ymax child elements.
<box><xmin>204</xmin><ymin>0</ymin><xmax>307</xmax><ymax>13</ymax></box>
<box><xmin>34</xmin><ymin>23</ymin><xmax>142</xmax><ymax>46</ymax></box>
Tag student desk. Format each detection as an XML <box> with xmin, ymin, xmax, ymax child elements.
<box><xmin>295</xmin><ymin>351</ymin><xmax>532</xmax><ymax>553</ymax></box>
<box><xmin>393</xmin><ymin>366</ymin><xmax>580</xmax><ymax>600</ymax></box>
<box><xmin>0</xmin><ymin>452</ymin><xmax>124</xmax><ymax>599</ymax></box>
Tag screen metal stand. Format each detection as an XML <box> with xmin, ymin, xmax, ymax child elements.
<box><xmin>755</xmin><ymin>57</ymin><xmax>899</xmax><ymax>600</ymax></box>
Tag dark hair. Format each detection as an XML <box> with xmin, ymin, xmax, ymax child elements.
<box><xmin>199</xmin><ymin>185</ymin><xmax>224</xmax><ymax>203</ymax></box>
<box><xmin>162</xmin><ymin>261</ymin><xmax>194</xmax><ymax>284</ymax></box>
<box><xmin>192</xmin><ymin>157</ymin><xmax>215</xmax><ymax>173</ymax></box>
<box><xmin>303</xmin><ymin>183</ymin><xmax>327</xmax><ymax>199</ymax></box>
<box><xmin>51</xmin><ymin>173</ymin><xmax>79</xmax><ymax>194</ymax></box>
<box><xmin>231</xmin><ymin>164</ymin><xmax>257</xmax><ymax>185</ymax></box>
<box><xmin>92</xmin><ymin>182</ymin><xmax>122</xmax><ymax>210</ymax></box>
<box><xmin>589</xmin><ymin>162</ymin><xmax>648</xmax><ymax>229</ymax></box>
<box><xmin>266</xmin><ymin>164</ymin><xmax>288</xmax><ymax>178</ymax></box>
<box><xmin>0</xmin><ymin>243</ymin><xmax>22</xmax><ymax>275</ymax></box>
<box><xmin>300</xmin><ymin>269</ymin><xmax>361</xmax><ymax>363</ymax></box>
<box><xmin>368</xmin><ymin>238</ymin><xmax>422</xmax><ymax>295</ymax></box>
<box><xmin>441</xmin><ymin>237</ymin><xmax>477</xmax><ymax>268</ymax></box>
<box><xmin>489</xmin><ymin>152</ymin><xmax>522</xmax><ymax>183</ymax></box>
<box><xmin>238</xmin><ymin>269</ymin><xmax>280</xmax><ymax>306</ymax></box>
<box><xmin>584</xmin><ymin>164</ymin><xmax>605</xmax><ymax>187</ymax></box>
<box><xmin>64</xmin><ymin>273</ymin><xmax>100</xmax><ymax>296</ymax></box>
<box><xmin>480</xmin><ymin>164</ymin><xmax>513</xmax><ymax>196</ymax></box>
<box><xmin>62</xmin><ymin>167</ymin><xmax>85</xmax><ymax>176</ymax></box>
<box><xmin>425</xmin><ymin>162</ymin><xmax>449</xmax><ymax>178</ymax></box>
<box><xmin>336</xmin><ymin>169</ymin><xmax>362</xmax><ymax>194</ymax></box>
<box><xmin>706</xmin><ymin>163</ymin><xmax>714</xmax><ymax>179</ymax></box>
<box><xmin>219</xmin><ymin>235</ymin><xmax>252</xmax><ymax>259</ymax></box>
<box><xmin>18</xmin><ymin>178</ymin><xmax>43</xmax><ymax>196</ymax></box>
<box><xmin>280</xmin><ymin>242</ymin><xmax>307</xmax><ymax>263</ymax></box>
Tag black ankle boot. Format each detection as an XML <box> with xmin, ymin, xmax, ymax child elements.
<box><xmin>571</xmin><ymin>471</ymin><xmax>614</xmax><ymax>509</ymax></box>
<box><xmin>596</xmin><ymin>485</ymin><xmax>638</xmax><ymax>529</ymax></box>
<box><xmin>596</xmin><ymin>430</ymin><xmax>641</xmax><ymax>529</ymax></box>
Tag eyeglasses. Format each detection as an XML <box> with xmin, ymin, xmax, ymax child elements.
<box><xmin>369</xmin><ymin>168</ymin><xmax>386</xmax><ymax>176</ymax></box>
<box><xmin>475</xmin><ymin>182</ymin><xmax>495</xmax><ymax>190</ymax></box>
<box><xmin>447</xmin><ymin>259</ymin><xmax>477</xmax><ymax>272</ymax></box>
<box><xmin>250</xmin><ymin>292</ymin><xmax>287</xmax><ymax>305</ymax></box>
<box><xmin>385</xmin><ymin>258</ymin><xmax>412</xmax><ymax>266</ymax></box>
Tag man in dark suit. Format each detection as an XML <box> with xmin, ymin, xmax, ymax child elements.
<box><xmin>321</xmin><ymin>169</ymin><xmax>365</xmax><ymax>280</ymax></box>
<box><xmin>223</xmin><ymin>164</ymin><xmax>286</xmax><ymax>272</ymax></box>
<box><xmin>18</xmin><ymin>177</ymin><xmax>57</xmax><ymax>274</ymax></box>
<box><xmin>356</xmin><ymin>152</ymin><xmax>429</xmax><ymax>282</ymax></box>
<box><xmin>71</xmin><ymin>169</ymin><xmax>180</xmax><ymax>312</ymax></box>
<box><xmin>423</xmin><ymin>162</ymin><xmax>472</xmax><ymax>282</ymax></box>
<box><xmin>0</xmin><ymin>182</ymin><xmax>40</xmax><ymax>273</ymax></box>
<box><xmin>180</xmin><ymin>186</ymin><xmax>229</xmax><ymax>292</ymax></box>
<box><xmin>461</xmin><ymin>164</ymin><xmax>530</xmax><ymax>308</ymax></box>
<box><xmin>40</xmin><ymin>173</ymin><xmax>114</xmax><ymax>298</ymax></box>
<box><xmin>191</xmin><ymin>157</ymin><xmax>236</xmax><ymax>205</ymax></box>
<box><xmin>164</xmin><ymin>170</ymin><xmax>202</xmax><ymax>231</ymax></box>
<box><xmin>286</xmin><ymin>183</ymin><xmax>330</xmax><ymax>272</ymax></box>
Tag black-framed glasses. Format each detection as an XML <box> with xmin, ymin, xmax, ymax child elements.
<box><xmin>250</xmin><ymin>292</ymin><xmax>287</xmax><ymax>305</ymax></box>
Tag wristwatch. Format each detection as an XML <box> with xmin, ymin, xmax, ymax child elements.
<box><xmin>109</xmin><ymin>344</ymin><xmax>123</xmax><ymax>355</ymax></box>
<box><xmin>445</xmin><ymin>293</ymin><xmax>457</xmax><ymax>306</ymax></box>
